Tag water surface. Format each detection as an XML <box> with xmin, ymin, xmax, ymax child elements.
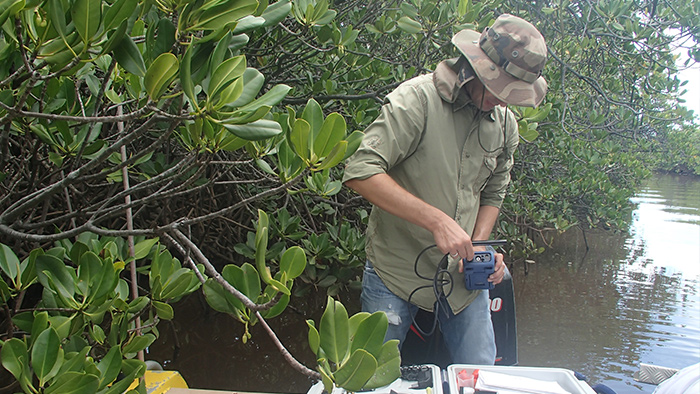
<box><xmin>149</xmin><ymin>173</ymin><xmax>700</xmax><ymax>393</ymax></box>
<box><xmin>514</xmin><ymin>173</ymin><xmax>700</xmax><ymax>392</ymax></box>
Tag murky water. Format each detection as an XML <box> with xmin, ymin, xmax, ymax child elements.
<box><xmin>514</xmin><ymin>173</ymin><xmax>700</xmax><ymax>392</ymax></box>
<box><xmin>148</xmin><ymin>173</ymin><xmax>700</xmax><ymax>393</ymax></box>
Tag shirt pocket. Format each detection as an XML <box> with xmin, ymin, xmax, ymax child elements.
<box><xmin>477</xmin><ymin>154</ymin><xmax>498</xmax><ymax>191</ymax></box>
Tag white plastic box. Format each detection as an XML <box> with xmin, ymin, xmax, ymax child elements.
<box><xmin>446</xmin><ymin>364</ymin><xmax>597</xmax><ymax>394</ymax></box>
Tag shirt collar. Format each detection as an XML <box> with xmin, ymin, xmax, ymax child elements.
<box><xmin>433</xmin><ymin>58</ymin><xmax>496</xmax><ymax>120</ymax></box>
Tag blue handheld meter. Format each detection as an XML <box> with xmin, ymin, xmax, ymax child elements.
<box><xmin>463</xmin><ymin>251</ymin><xmax>495</xmax><ymax>290</ymax></box>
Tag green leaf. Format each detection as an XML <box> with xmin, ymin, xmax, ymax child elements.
<box><xmin>133</xmin><ymin>238</ymin><xmax>159</xmax><ymax>260</ymax></box>
<box><xmin>128</xmin><ymin>296</ymin><xmax>150</xmax><ymax>313</ymax></box>
<box><xmin>145</xmin><ymin>53</ymin><xmax>179</xmax><ymax>100</ymax></box>
<box><xmin>260</xmin><ymin>289</ymin><xmax>289</xmax><ymax>319</ymax></box>
<box><xmin>222</xmin><ymin>119</ymin><xmax>282</xmax><ymax>141</ymax></box>
<box><xmin>159</xmin><ymin>268</ymin><xmax>195</xmax><ymax>300</ymax></box>
<box><xmin>76</xmin><ymin>251</ymin><xmax>101</xmax><ymax>296</ymax></box>
<box><xmin>113</xmin><ymin>35</ymin><xmax>147</xmax><ymax>77</ymax></box>
<box><xmin>102</xmin><ymin>360</ymin><xmax>144</xmax><ymax>394</ymax></box>
<box><xmin>0</xmin><ymin>0</ymin><xmax>25</xmax><ymax>30</ymax></box>
<box><xmin>47</xmin><ymin>0</ymin><xmax>67</xmax><ymax>40</ymax></box>
<box><xmin>87</xmin><ymin>258</ymin><xmax>118</xmax><ymax>303</ymax></box>
<box><xmin>279</xmin><ymin>246</ymin><xmax>306</xmax><ymax>279</ymax></box>
<box><xmin>72</xmin><ymin>0</ymin><xmax>101</xmax><ymax>43</ymax></box>
<box><xmin>12</xmin><ymin>311</ymin><xmax>34</xmax><ymax>333</ymax></box>
<box><xmin>219</xmin><ymin>134</ymin><xmax>248</xmax><ymax>152</ymax></box>
<box><xmin>221</xmin><ymin>105</ymin><xmax>271</xmax><ymax>125</ymax></box>
<box><xmin>49</xmin><ymin>315</ymin><xmax>73</xmax><ymax>340</ymax></box>
<box><xmin>209</xmin><ymin>31</ymin><xmax>233</xmax><ymax>69</ymax></box>
<box><xmin>319</xmin><ymin>297</ymin><xmax>349</xmax><ymax>364</ymax></box>
<box><xmin>121</xmin><ymin>333</ymin><xmax>156</xmax><ymax>355</ymax></box>
<box><xmin>350</xmin><ymin>311</ymin><xmax>387</xmax><ymax>357</ymax></box>
<box><xmin>290</xmin><ymin>118</ymin><xmax>311</xmax><ymax>161</ymax></box>
<box><xmin>363</xmin><ymin>340</ymin><xmax>401</xmax><ymax>389</ymax></box>
<box><xmin>301</xmin><ymin>98</ymin><xmax>324</xmax><ymax>137</ymax></box>
<box><xmin>313</xmin><ymin>113</ymin><xmax>346</xmax><ymax>158</ymax></box>
<box><xmin>518</xmin><ymin>119</ymin><xmax>539</xmax><ymax>142</ymax></box>
<box><xmin>265</xmin><ymin>277</ymin><xmax>290</xmax><ymax>295</ymax></box>
<box><xmin>223</xmin><ymin>263</ymin><xmax>261</xmax><ymax>301</ymax></box>
<box><xmin>188</xmin><ymin>0</ymin><xmax>257</xmax><ymax>31</ymax></box>
<box><xmin>30</xmin><ymin>312</ymin><xmax>50</xmax><ymax>347</ymax></box>
<box><xmin>228</xmin><ymin>68</ymin><xmax>265</xmax><ymax>107</ymax></box>
<box><xmin>0</xmin><ymin>243</ymin><xmax>20</xmax><ymax>282</ymax></box>
<box><xmin>314</xmin><ymin>9</ymin><xmax>336</xmax><ymax>26</ymax></box>
<box><xmin>260</xmin><ymin>0</ymin><xmax>291</xmax><ymax>27</ymax></box>
<box><xmin>208</xmin><ymin>56</ymin><xmax>246</xmax><ymax>100</ymax></box>
<box><xmin>315</xmin><ymin>140</ymin><xmax>347</xmax><ymax>171</ymax></box>
<box><xmin>277</xmin><ymin>139</ymin><xmax>304</xmax><ymax>181</ymax></box>
<box><xmin>457</xmin><ymin>0</ymin><xmax>469</xmax><ymax>17</ymax></box>
<box><xmin>236</xmin><ymin>84</ymin><xmax>291</xmax><ymax>112</ymax></box>
<box><xmin>320</xmin><ymin>366</ymin><xmax>334</xmax><ymax>394</ymax></box>
<box><xmin>0</xmin><ymin>278</ymin><xmax>11</xmax><ymax>302</ymax></box>
<box><xmin>180</xmin><ymin>45</ymin><xmax>197</xmax><ymax>107</ymax></box>
<box><xmin>397</xmin><ymin>16</ymin><xmax>422</xmax><ymax>34</ymax></box>
<box><xmin>58</xmin><ymin>346</ymin><xmax>90</xmax><ymax>374</ymax></box>
<box><xmin>36</xmin><ymin>254</ymin><xmax>78</xmax><ymax>307</ymax></box>
<box><xmin>101</xmin><ymin>20</ymin><xmax>128</xmax><ymax>55</ymax></box>
<box><xmin>306</xmin><ymin>319</ymin><xmax>320</xmax><ymax>355</ymax></box>
<box><xmin>348</xmin><ymin>312</ymin><xmax>370</xmax><ymax>335</ymax></box>
<box><xmin>18</xmin><ymin>250</ymin><xmax>39</xmax><ymax>291</ymax></box>
<box><xmin>400</xmin><ymin>2</ymin><xmax>419</xmax><ymax>18</ymax></box>
<box><xmin>524</xmin><ymin>102</ymin><xmax>552</xmax><ymax>122</ymax></box>
<box><xmin>342</xmin><ymin>130</ymin><xmax>364</xmax><ymax>160</ymax></box>
<box><xmin>153</xmin><ymin>18</ymin><xmax>176</xmax><ymax>58</ymax></box>
<box><xmin>232</xmin><ymin>15</ymin><xmax>265</xmax><ymax>34</ymax></box>
<box><xmin>96</xmin><ymin>346</ymin><xmax>122</xmax><ymax>389</ymax></box>
<box><xmin>104</xmin><ymin>0</ymin><xmax>137</xmax><ymax>31</ymax></box>
<box><xmin>1</xmin><ymin>338</ymin><xmax>28</xmax><ymax>381</ymax></box>
<box><xmin>44</xmin><ymin>371</ymin><xmax>100</xmax><ymax>394</ymax></box>
<box><xmin>203</xmin><ymin>279</ymin><xmax>244</xmax><ymax>315</ymax></box>
<box><xmin>152</xmin><ymin>300</ymin><xmax>174</xmax><ymax>320</ymax></box>
<box><xmin>333</xmin><ymin>349</ymin><xmax>377</xmax><ymax>392</ymax></box>
<box><xmin>31</xmin><ymin>327</ymin><xmax>62</xmax><ymax>385</ymax></box>
<box><xmin>213</xmin><ymin>77</ymin><xmax>245</xmax><ymax>109</ymax></box>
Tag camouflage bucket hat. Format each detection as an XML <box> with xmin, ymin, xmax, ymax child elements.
<box><xmin>452</xmin><ymin>14</ymin><xmax>548</xmax><ymax>107</ymax></box>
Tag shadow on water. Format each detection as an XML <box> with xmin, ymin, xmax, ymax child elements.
<box><xmin>149</xmin><ymin>173</ymin><xmax>700</xmax><ymax>393</ymax></box>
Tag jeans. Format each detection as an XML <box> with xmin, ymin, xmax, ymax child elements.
<box><xmin>361</xmin><ymin>262</ymin><xmax>496</xmax><ymax>365</ymax></box>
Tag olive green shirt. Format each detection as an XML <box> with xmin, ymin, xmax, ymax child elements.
<box><xmin>343</xmin><ymin>58</ymin><xmax>519</xmax><ymax>313</ymax></box>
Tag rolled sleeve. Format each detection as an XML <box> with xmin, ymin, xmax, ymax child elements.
<box><xmin>480</xmin><ymin>110</ymin><xmax>519</xmax><ymax>207</ymax></box>
<box><xmin>343</xmin><ymin>83</ymin><xmax>427</xmax><ymax>183</ymax></box>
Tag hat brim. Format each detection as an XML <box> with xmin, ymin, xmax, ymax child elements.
<box><xmin>452</xmin><ymin>29</ymin><xmax>547</xmax><ymax>107</ymax></box>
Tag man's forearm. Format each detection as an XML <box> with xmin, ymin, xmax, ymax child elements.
<box><xmin>345</xmin><ymin>174</ymin><xmax>477</xmax><ymax>259</ymax></box>
<box><xmin>344</xmin><ymin>174</ymin><xmax>449</xmax><ymax>233</ymax></box>
<box><xmin>472</xmin><ymin>205</ymin><xmax>500</xmax><ymax>241</ymax></box>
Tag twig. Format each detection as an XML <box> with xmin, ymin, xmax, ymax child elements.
<box><xmin>255</xmin><ymin>311</ymin><xmax>321</xmax><ymax>380</ymax></box>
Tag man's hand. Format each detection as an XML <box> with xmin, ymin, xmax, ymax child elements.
<box><xmin>457</xmin><ymin>247</ymin><xmax>506</xmax><ymax>286</ymax></box>
<box><xmin>346</xmin><ymin>174</ymin><xmax>477</xmax><ymax>260</ymax></box>
<box><xmin>489</xmin><ymin>252</ymin><xmax>506</xmax><ymax>285</ymax></box>
<box><xmin>432</xmin><ymin>218</ymin><xmax>475</xmax><ymax>261</ymax></box>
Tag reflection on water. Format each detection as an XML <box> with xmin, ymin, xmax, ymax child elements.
<box><xmin>515</xmin><ymin>173</ymin><xmax>700</xmax><ymax>393</ymax></box>
<box><xmin>149</xmin><ymin>173</ymin><xmax>699</xmax><ymax>393</ymax></box>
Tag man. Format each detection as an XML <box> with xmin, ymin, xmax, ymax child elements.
<box><xmin>342</xmin><ymin>14</ymin><xmax>548</xmax><ymax>365</ymax></box>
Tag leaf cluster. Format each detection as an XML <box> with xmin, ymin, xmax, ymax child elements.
<box><xmin>0</xmin><ymin>235</ymin><xmax>201</xmax><ymax>393</ymax></box>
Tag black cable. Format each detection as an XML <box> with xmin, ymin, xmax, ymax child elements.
<box><xmin>406</xmin><ymin>240</ymin><xmax>508</xmax><ymax>338</ymax></box>
<box><xmin>406</xmin><ymin>244</ymin><xmax>452</xmax><ymax>337</ymax></box>
<box><xmin>476</xmin><ymin>84</ymin><xmax>508</xmax><ymax>155</ymax></box>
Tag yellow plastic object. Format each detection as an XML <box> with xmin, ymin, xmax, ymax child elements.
<box><xmin>128</xmin><ymin>370</ymin><xmax>189</xmax><ymax>393</ymax></box>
